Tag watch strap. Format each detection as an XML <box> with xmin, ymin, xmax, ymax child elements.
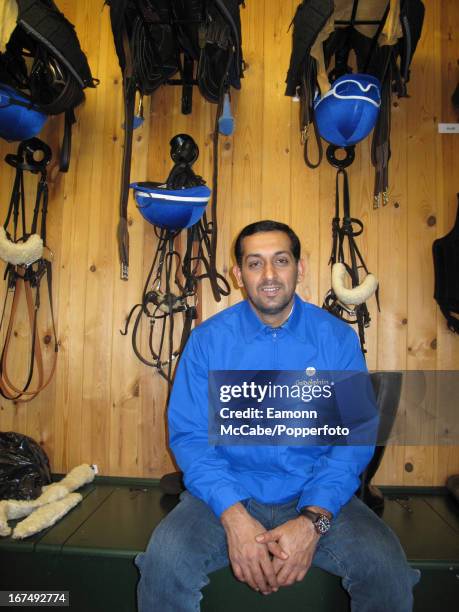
<box><xmin>300</xmin><ymin>508</ymin><xmax>321</xmax><ymax>522</ymax></box>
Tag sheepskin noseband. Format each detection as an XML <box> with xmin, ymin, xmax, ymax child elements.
<box><xmin>0</xmin><ymin>227</ymin><xmax>43</xmax><ymax>266</ymax></box>
<box><xmin>332</xmin><ymin>262</ymin><xmax>379</xmax><ymax>306</ymax></box>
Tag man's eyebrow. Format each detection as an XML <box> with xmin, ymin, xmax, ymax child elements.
<box><xmin>245</xmin><ymin>250</ymin><xmax>292</xmax><ymax>259</ymax></box>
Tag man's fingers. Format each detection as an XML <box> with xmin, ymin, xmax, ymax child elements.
<box><xmin>259</xmin><ymin>553</ymin><xmax>279</xmax><ymax>591</ymax></box>
<box><xmin>249</xmin><ymin>559</ymin><xmax>271</xmax><ymax>593</ymax></box>
<box><xmin>277</xmin><ymin>561</ymin><xmax>311</xmax><ymax>586</ymax></box>
<box><xmin>267</xmin><ymin>540</ymin><xmax>289</xmax><ymax>560</ymax></box>
<box><xmin>272</xmin><ymin>556</ymin><xmax>285</xmax><ymax>575</ymax></box>
<box><xmin>255</xmin><ymin>529</ymin><xmax>279</xmax><ymax>544</ymax></box>
<box><xmin>278</xmin><ymin>570</ymin><xmax>296</xmax><ymax>586</ymax></box>
<box><xmin>235</xmin><ymin>558</ymin><xmax>267</xmax><ymax>593</ymax></box>
<box><xmin>232</xmin><ymin>559</ymin><xmax>266</xmax><ymax>593</ymax></box>
<box><xmin>239</xmin><ymin>564</ymin><xmax>258</xmax><ymax>591</ymax></box>
<box><xmin>296</xmin><ymin>568</ymin><xmax>308</xmax><ymax>582</ymax></box>
<box><xmin>276</xmin><ymin>560</ymin><xmax>295</xmax><ymax>585</ymax></box>
<box><xmin>293</xmin><ymin>560</ymin><xmax>312</xmax><ymax>584</ymax></box>
<box><xmin>231</xmin><ymin>561</ymin><xmax>244</xmax><ymax>582</ymax></box>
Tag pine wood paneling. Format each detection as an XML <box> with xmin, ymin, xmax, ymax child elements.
<box><xmin>0</xmin><ymin>0</ymin><xmax>457</xmax><ymax>484</ymax></box>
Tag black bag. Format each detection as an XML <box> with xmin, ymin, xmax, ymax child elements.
<box><xmin>107</xmin><ymin>0</ymin><xmax>180</xmax><ymax>97</ymax></box>
<box><xmin>0</xmin><ymin>431</ymin><xmax>51</xmax><ymax>500</ymax></box>
<box><xmin>171</xmin><ymin>0</ymin><xmax>244</xmax><ymax>103</ymax></box>
<box><xmin>107</xmin><ymin>0</ymin><xmax>244</xmax><ymax>102</ymax></box>
<box><xmin>432</xmin><ymin>195</ymin><xmax>459</xmax><ymax>334</ymax></box>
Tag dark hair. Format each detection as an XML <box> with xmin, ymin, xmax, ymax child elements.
<box><xmin>234</xmin><ymin>220</ymin><xmax>301</xmax><ymax>266</ymax></box>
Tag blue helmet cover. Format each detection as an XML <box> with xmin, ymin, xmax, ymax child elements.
<box><xmin>314</xmin><ymin>74</ymin><xmax>381</xmax><ymax>147</ymax></box>
<box><xmin>130</xmin><ymin>182</ymin><xmax>211</xmax><ymax>230</ymax></box>
<box><xmin>0</xmin><ymin>84</ymin><xmax>48</xmax><ymax>142</ymax></box>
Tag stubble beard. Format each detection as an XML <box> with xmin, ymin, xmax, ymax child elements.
<box><xmin>247</xmin><ymin>284</ymin><xmax>295</xmax><ymax>316</ymax></box>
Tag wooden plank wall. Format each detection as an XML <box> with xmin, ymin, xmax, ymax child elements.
<box><xmin>0</xmin><ymin>0</ymin><xmax>457</xmax><ymax>485</ymax></box>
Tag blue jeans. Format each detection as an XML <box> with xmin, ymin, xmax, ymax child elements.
<box><xmin>136</xmin><ymin>492</ymin><xmax>420</xmax><ymax>612</ymax></box>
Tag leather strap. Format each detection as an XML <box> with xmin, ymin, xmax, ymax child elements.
<box><xmin>117</xmin><ymin>22</ymin><xmax>136</xmax><ymax>280</ymax></box>
<box><xmin>0</xmin><ymin>265</ymin><xmax>58</xmax><ymax>402</ymax></box>
<box><xmin>59</xmin><ymin>109</ymin><xmax>76</xmax><ymax>173</ymax></box>
<box><xmin>300</xmin><ymin>56</ymin><xmax>323</xmax><ymax>169</ymax></box>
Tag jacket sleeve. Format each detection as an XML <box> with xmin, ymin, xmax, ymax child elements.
<box><xmin>168</xmin><ymin>331</ymin><xmax>251</xmax><ymax>518</ymax></box>
<box><xmin>297</xmin><ymin>327</ymin><xmax>376</xmax><ymax>518</ymax></box>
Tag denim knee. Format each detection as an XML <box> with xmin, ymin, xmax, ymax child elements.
<box><xmin>139</xmin><ymin>515</ymin><xmax>192</xmax><ymax>579</ymax></box>
<box><xmin>137</xmin><ymin>492</ymin><xmax>228</xmax><ymax>591</ymax></box>
<box><xmin>315</xmin><ymin>497</ymin><xmax>421</xmax><ymax>611</ymax></box>
<box><xmin>341</xmin><ymin>519</ymin><xmax>420</xmax><ymax>610</ymax></box>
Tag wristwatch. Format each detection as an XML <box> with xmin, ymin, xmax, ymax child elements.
<box><xmin>299</xmin><ymin>507</ymin><xmax>331</xmax><ymax>535</ymax></box>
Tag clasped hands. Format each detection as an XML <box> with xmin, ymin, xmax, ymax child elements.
<box><xmin>221</xmin><ymin>502</ymin><xmax>321</xmax><ymax>595</ymax></box>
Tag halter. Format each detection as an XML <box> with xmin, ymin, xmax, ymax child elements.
<box><xmin>322</xmin><ymin>145</ymin><xmax>380</xmax><ymax>354</ymax></box>
<box><xmin>0</xmin><ymin>138</ymin><xmax>58</xmax><ymax>402</ymax></box>
<box><xmin>121</xmin><ymin>134</ymin><xmax>229</xmax><ymax>384</ymax></box>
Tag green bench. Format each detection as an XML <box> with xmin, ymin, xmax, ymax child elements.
<box><xmin>0</xmin><ymin>478</ymin><xmax>458</xmax><ymax>611</ymax></box>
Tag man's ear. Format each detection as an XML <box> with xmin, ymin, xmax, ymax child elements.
<box><xmin>232</xmin><ymin>264</ymin><xmax>244</xmax><ymax>288</ymax></box>
<box><xmin>297</xmin><ymin>258</ymin><xmax>306</xmax><ymax>284</ymax></box>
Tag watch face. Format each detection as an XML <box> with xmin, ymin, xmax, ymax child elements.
<box><xmin>300</xmin><ymin>508</ymin><xmax>332</xmax><ymax>535</ymax></box>
<box><xmin>315</xmin><ymin>514</ymin><xmax>331</xmax><ymax>535</ymax></box>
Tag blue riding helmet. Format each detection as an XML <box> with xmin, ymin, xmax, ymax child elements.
<box><xmin>0</xmin><ymin>84</ymin><xmax>48</xmax><ymax>142</ymax></box>
<box><xmin>131</xmin><ymin>182</ymin><xmax>211</xmax><ymax>230</ymax></box>
<box><xmin>314</xmin><ymin>74</ymin><xmax>381</xmax><ymax>147</ymax></box>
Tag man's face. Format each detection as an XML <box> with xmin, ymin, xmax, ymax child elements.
<box><xmin>233</xmin><ymin>231</ymin><xmax>304</xmax><ymax>323</ymax></box>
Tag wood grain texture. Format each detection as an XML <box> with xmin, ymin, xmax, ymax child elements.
<box><xmin>403</xmin><ymin>0</ymin><xmax>442</xmax><ymax>486</ymax></box>
<box><xmin>0</xmin><ymin>0</ymin><xmax>457</xmax><ymax>485</ymax></box>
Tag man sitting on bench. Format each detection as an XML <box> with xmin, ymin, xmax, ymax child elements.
<box><xmin>136</xmin><ymin>220</ymin><xmax>420</xmax><ymax>611</ymax></box>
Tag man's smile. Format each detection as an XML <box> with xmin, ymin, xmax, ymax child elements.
<box><xmin>259</xmin><ymin>285</ymin><xmax>283</xmax><ymax>296</ymax></box>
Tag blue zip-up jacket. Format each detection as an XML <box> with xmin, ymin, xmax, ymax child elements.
<box><xmin>168</xmin><ymin>294</ymin><xmax>374</xmax><ymax>519</ymax></box>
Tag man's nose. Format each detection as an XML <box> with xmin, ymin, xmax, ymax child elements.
<box><xmin>263</xmin><ymin>262</ymin><xmax>275</xmax><ymax>280</ymax></box>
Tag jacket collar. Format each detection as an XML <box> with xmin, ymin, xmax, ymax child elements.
<box><xmin>240</xmin><ymin>294</ymin><xmax>306</xmax><ymax>343</ymax></box>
